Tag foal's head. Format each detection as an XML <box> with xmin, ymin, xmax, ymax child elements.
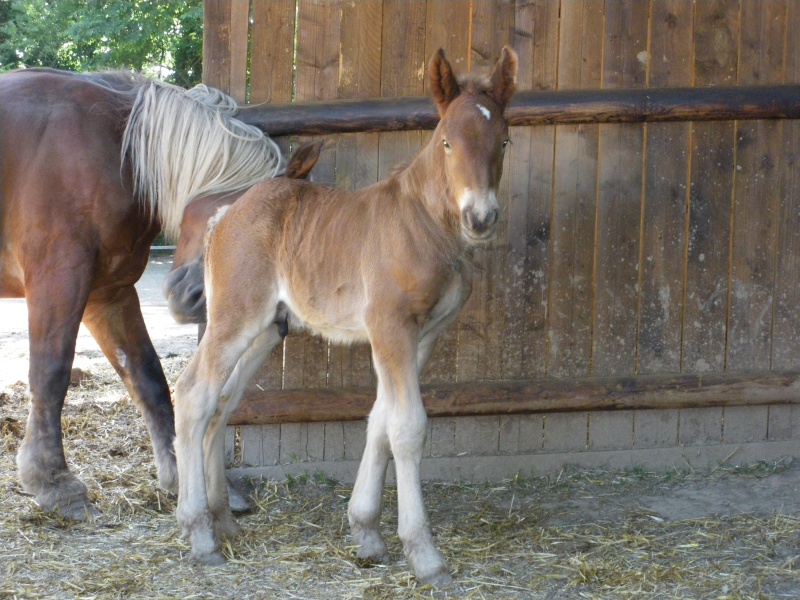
<box><xmin>429</xmin><ymin>46</ymin><xmax>518</xmax><ymax>243</ymax></box>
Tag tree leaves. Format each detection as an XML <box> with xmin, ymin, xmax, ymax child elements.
<box><xmin>0</xmin><ymin>0</ymin><xmax>203</xmax><ymax>85</ymax></box>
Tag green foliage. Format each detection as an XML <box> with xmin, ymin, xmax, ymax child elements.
<box><xmin>0</xmin><ymin>0</ymin><xmax>203</xmax><ymax>85</ymax></box>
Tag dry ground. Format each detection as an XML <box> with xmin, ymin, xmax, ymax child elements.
<box><xmin>2</xmin><ymin>353</ymin><xmax>800</xmax><ymax>599</ymax></box>
<box><xmin>2</xmin><ymin>264</ymin><xmax>800</xmax><ymax>599</ymax></box>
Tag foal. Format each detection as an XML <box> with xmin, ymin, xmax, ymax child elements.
<box><xmin>174</xmin><ymin>47</ymin><xmax>517</xmax><ymax>585</ymax></box>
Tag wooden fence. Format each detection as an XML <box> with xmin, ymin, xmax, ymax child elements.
<box><xmin>203</xmin><ymin>0</ymin><xmax>800</xmax><ymax>478</ymax></box>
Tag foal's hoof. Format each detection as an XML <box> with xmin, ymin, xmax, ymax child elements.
<box><xmin>408</xmin><ymin>547</ymin><xmax>452</xmax><ymax>587</ymax></box>
<box><xmin>416</xmin><ymin>566</ymin><xmax>453</xmax><ymax>587</ymax></box>
<box><xmin>192</xmin><ymin>550</ymin><xmax>227</xmax><ymax>566</ymax></box>
<box><xmin>351</xmin><ymin>527</ymin><xmax>390</xmax><ymax>564</ymax></box>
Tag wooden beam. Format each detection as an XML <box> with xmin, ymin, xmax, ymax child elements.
<box><xmin>237</xmin><ymin>85</ymin><xmax>800</xmax><ymax>136</ymax></box>
<box><xmin>229</xmin><ymin>370</ymin><xmax>800</xmax><ymax>425</ymax></box>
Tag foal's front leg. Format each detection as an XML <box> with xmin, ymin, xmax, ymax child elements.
<box><xmin>361</xmin><ymin>321</ymin><xmax>451</xmax><ymax>586</ymax></box>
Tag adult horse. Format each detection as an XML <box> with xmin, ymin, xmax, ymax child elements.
<box><xmin>0</xmin><ymin>68</ymin><xmax>283</xmax><ymax>518</ymax></box>
<box><xmin>173</xmin><ymin>47</ymin><xmax>517</xmax><ymax>585</ymax></box>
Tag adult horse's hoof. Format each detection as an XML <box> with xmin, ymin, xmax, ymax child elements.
<box><xmin>56</xmin><ymin>500</ymin><xmax>102</xmax><ymax>521</ymax></box>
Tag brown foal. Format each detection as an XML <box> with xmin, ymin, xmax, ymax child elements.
<box><xmin>174</xmin><ymin>47</ymin><xmax>517</xmax><ymax>585</ymax></box>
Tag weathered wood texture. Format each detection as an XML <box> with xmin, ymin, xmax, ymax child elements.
<box><xmin>230</xmin><ymin>370</ymin><xmax>800</xmax><ymax>425</ymax></box>
<box><xmin>236</xmin><ymin>86</ymin><xmax>800</xmax><ymax>135</ymax></box>
<box><xmin>203</xmin><ymin>1</ymin><xmax>800</xmax><ymax>425</ymax></box>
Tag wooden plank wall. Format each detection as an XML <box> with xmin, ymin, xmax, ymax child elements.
<box><xmin>203</xmin><ymin>0</ymin><xmax>800</xmax><ymax>398</ymax></box>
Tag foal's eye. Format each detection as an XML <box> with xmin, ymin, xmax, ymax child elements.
<box><xmin>442</xmin><ymin>139</ymin><xmax>452</xmax><ymax>153</ymax></box>
<box><xmin>502</xmin><ymin>139</ymin><xmax>511</xmax><ymax>149</ymax></box>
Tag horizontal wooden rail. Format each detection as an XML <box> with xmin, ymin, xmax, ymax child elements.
<box><xmin>230</xmin><ymin>370</ymin><xmax>800</xmax><ymax>426</ymax></box>
<box><xmin>237</xmin><ymin>85</ymin><xmax>800</xmax><ymax>136</ymax></box>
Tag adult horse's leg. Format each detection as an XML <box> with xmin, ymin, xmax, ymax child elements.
<box><xmin>81</xmin><ymin>286</ymin><xmax>178</xmax><ymax>493</ymax></box>
<box><xmin>362</xmin><ymin>315</ymin><xmax>451</xmax><ymax>586</ymax></box>
<box><xmin>17</xmin><ymin>266</ymin><xmax>96</xmax><ymax>519</ymax></box>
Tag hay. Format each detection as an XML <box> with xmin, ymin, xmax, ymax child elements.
<box><xmin>1</xmin><ymin>357</ymin><xmax>799</xmax><ymax>599</ymax></box>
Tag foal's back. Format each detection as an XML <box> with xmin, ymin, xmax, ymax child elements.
<box><xmin>207</xmin><ymin>172</ymin><xmax>464</xmax><ymax>343</ymax></box>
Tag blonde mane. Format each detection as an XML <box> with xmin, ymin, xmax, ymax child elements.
<box><xmin>121</xmin><ymin>79</ymin><xmax>284</xmax><ymax>239</ymax></box>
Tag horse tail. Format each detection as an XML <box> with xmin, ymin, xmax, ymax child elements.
<box><xmin>121</xmin><ymin>80</ymin><xmax>284</xmax><ymax>239</ymax></box>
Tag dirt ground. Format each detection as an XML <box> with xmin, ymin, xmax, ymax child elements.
<box><xmin>1</xmin><ymin>258</ymin><xmax>800</xmax><ymax>598</ymax></box>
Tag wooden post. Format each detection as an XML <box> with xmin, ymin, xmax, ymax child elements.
<box><xmin>229</xmin><ymin>370</ymin><xmax>800</xmax><ymax>425</ymax></box>
<box><xmin>236</xmin><ymin>85</ymin><xmax>800</xmax><ymax>136</ymax></box>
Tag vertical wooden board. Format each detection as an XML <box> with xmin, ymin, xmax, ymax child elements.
<box><xmin>456</xmin><ymin>0</ymin><xmax>514</xmax><ymax>384</ymax></box>
<box><xmin>424</xmin><ymin>0</ymin><xmax>471</xmax><ymax>76</ymax></box>
<box><xmin>727</xmin><ymin>0</ymin><xmax>785</xmax><ymax>370</ymax></box>
<box><xmin>250</xmin><ymin>0</ymin><xmax>297</xmax><ymax>104</ymax></box>
<box><xmin>723</xmin><ymin>405</ymin><xmax>768</xmax><ymax>444</ymax></box>
<box><xmin>500</xmin><ymin>0</ymin><xmax>558</xmax><ymax>381</ymax></box>
<box><xmin>682</xmin><ymin>0</ymin><xmax>739</xmax><ymax>374</ymax></box>
<box><xmin>470</xmin><ymin>0</ymin><xmax>514</xmax><ymax>71</ymax></box>
<box><xmin>546</xmin><ymin>0</ymin><xmax>604</xmax><ymax>378</ymax></box>
<box><xmin>343</xmin><ymin>421</ymin><xmax>366</xmax><ymax>460</ymax></box>
<box><xmin>542</xmin><ymin>412</ymin><xmax>588</xmax><ymax>453</ymax></box>
<box><xmin>240</xmin><ymin>424</ymin><xmax>263</xmax><ymax>467</ymax></box>
<box><xmin>328</xmin><ymin>0</ymin><xmax>381</xmax><ymax>389</ymax></box>
<box><xmin>767</xmin><ymin>405</ymin><xmax>800</xmax><ymax>441</ymax></box>
<box><xmin>203</xmin><ymin>0</ymin><xmax>232</xmax><ymax>90</ymax></box>
<box><xmin>324</xmin><ymin>422</ymin><xmax>345</xmax><ymax>461</ymax></box>
<box><xmin>498</xmin><ymin>415</ymin><xmax>520</xmax><ymax>454</ymax></box>
<box><xmin>378</xmin><ymin>0</ymin><xmax>427</xmax><ymax>177</ymax></box>
<box><xmin>592</xmin><ymin>0</ymin><xmax>649</xmax><ymax>377</ymax></box>
<box><xmin>638</xmin><ymin>1</ymin><xmax>693</xmax><ymax>375</ymax></box>
<box><xmin>228</xmin><ymin>0</ymin><xmax>250</xmax><ymax>102</ymax></box>
<box><xmin>589</xmin><ymin>411</ymin><xmax>635</xmax><ymax>451</ymax></box>
<box><xmin>429</xmin><ymin>418</ymin><xmax>456</xmax><ymax>457</ymax></box>
<box><xmin>678</xmin><ymin>407</ymin><xmax>723</xmax><ymax>445</ymax></box>
<box><xmin>248</xmin><ymin>0</ymin><xmax>297</xmax><ymax>395</ymax></box>
<box><xmin>519</xmin><ymin>414</ymin><xmax>544</xmax><ymax>453</ymax></box>
<box><xmin>773</xmin><ymin>1</ymin><xmax>800</xmax><ymax>369</ymax></box>
<box><xmin>633</xmin><ymin>409</ymin><xmax>679</xmax><ymax>448</ymax></box>
<box><xmin>454</xmin><ymin>416</ymin><xmax>499</xmax><ymax>456</ymax></box>
<box><xmin>419</xmin><ymin>0</ymin><xmax>472</xmax><ymax>385</ymax></box>
<box><xmin>283</xmin><ymin>0</ymin><xmax>343</xmax><ymax>390</ymax></box>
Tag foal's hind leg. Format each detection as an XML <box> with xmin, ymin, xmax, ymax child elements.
<box><xmin>204</xmin><ymin>324</ymin><xmax>285</xmax><ymax>539</ymax></box>
<box><xmin>17</xmin><ymin>267</ymin><xmax>96</xmax><ymax>519</ymax></box>
<box><xmin>82</xmin><ymin>287</ymin><xmax>177</xmax><ymax>493</ymax></box>
<box><xmin>174</xmin><ymin>309</ymin><xmax>280</xmax><ymax>564</ymax></box>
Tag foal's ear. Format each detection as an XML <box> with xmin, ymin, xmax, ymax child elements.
<box><xmin>429</xmin><ymin>48</ymin><xmax>460</xmax><ymax>117</ymax></box>
<box><xmin>487</xmin><ymin>46</ymin><xmax>518</xmax><ymax>109</ymax></box>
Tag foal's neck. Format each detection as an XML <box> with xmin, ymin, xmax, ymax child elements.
<box><xmin>396</xmin><ymin>132</ymin><xmax>459</xmax><ymax>239</ymax></box>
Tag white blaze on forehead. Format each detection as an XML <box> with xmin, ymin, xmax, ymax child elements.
<box><xmin>476</xmin><ymin>103</ymin><xmax>491</xmax><ymax>120</ymax></box>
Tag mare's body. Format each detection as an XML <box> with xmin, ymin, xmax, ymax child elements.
<box><xmin>0</xmin><ymin>68</ymin><xmax>282</xmax><ymax>517</ymax></box>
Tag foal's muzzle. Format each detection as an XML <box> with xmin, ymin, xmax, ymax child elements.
<box><xmin>461</xmin><ymin>206</ymin><xmax>499</xmax><ymax>241</ymax></box>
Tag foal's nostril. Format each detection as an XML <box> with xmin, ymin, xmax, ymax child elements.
<box><xmin>463</xmin><ymin>207</ymin><xmax>499</xmax><ymax>235</ymax></box>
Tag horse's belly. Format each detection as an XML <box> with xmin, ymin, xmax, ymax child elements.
<box><xmin>281</xmin><ymin>290</ymin><xmax>370</xmax><ymax>345</ymax></box>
